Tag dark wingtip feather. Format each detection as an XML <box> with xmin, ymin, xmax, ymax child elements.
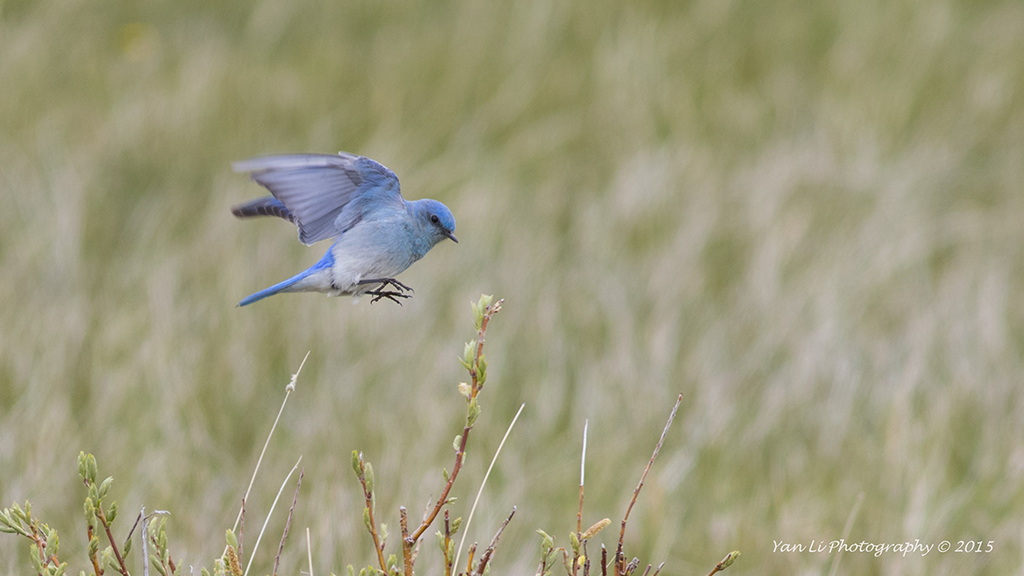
<box><xmin>231</xmin><ymin>196</ymin><xmax>296</xmax><ymax>223</ymax></box>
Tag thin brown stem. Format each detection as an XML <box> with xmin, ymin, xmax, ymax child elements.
<box><xmin>577</xmin><ymin>484</ymin><xmax>584</xmax><ymax>535</ymax></box>
<box><xmin>400</xmin><ymin>507</ymin><xmax>414</xmax><ymax>576</ymax></box>
<box><xmin>273</xmin><ymin>468</ymin><xmax>304</xmax><ymax>576</ymax></box>
<box><xmin>96</xmin><ymin>507</ymin><xmax>129</xmax><ymax>576</ymax></box>
<box><xmin>123</xmin><ymin>510</ymin><xmax>143</xmax><ymax>551</ymax></box>
<box><xmin>471</xmin><ymin>507</ymin><xmax>515</xmax><ymax>576</ymax></box>
<box><xmin>357</xmin><ymin>459</ymin><xmax>387</xmax><ymax>573</ymax></box>
<box><xmin>411</xmin><ymin>423</ymin><xmax>471</xmax><ymax>543</ymax></box>
<box><xmin>463</xmin><ymin>543</ymin><xmax>477</xmax><ymax>576</ymax></box>
<box><xmin>85</xmin><ymin>522</ymin><xmax>102</xmax><ymax>576</ymax></box>
<box><xmin>411</xmin><ymin>300</ymin><xmax>502</xmax><ymax>545</ymax></box>
<box><xmin>443</xmin><ymin>510</ymin><xmax>454</xmax><ymax>576</ymax></box>
<box><xmin>239</xmin><ymin>496</ymin><xmax>246</xmax><ymax>562</ymax></box>
<box><xmin>615</xmin><ymin>394</ymin><xmax>683</xmax><ymax>575</ymax></box>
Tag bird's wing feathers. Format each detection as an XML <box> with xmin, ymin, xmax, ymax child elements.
<box><xmin>233</xmin><ymin>153</ymin><xmax>404</xmax><ymax>245</ymax></box>
<box><xmin>231</xmin><ymin>196</ymin><xmax>295</xmax><ymax>223</ymax></box>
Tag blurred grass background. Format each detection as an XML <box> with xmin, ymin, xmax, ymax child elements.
<box><xmin>1</xmin><ymin>0</ymin><xmax>1023</xmax><ymax>574</ymax></box>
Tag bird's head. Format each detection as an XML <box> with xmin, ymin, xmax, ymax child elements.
<box><xmin>415</xmin><ymin>199</ymin><xmax>458</xmax><ymax>245</ymax></box>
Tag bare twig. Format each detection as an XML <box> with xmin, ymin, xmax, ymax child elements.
<box><xmin>273</xmin><ymin>467</ymin><xmax>305</xmax><ymax>576</ymax></box>
<box><xmin>614</xmin><ymin>394</ymin><xmax>683</xmax><ymax>576</ymax></box>
<box><xmin>471</xmin><ymin>507</ymin><xmax>515</xmax><ymax>576</ymax></box>
<box><xmin>123</xmin><ymin>509</ymin><xmax>144</xmax><ymax>549</ymax></box>
<box><xmin>239</xmin><ymin>496</ymin><xmax>246</xmax><ymax>562</ymax></box>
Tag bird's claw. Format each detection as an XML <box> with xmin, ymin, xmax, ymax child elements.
<box><xmin>361</xmin><ymin>277</ymin><xmax>414</xmax><ymax>305</ymax></box>
<box><xmin>368</xmin><ymin>290</ymin><xmax>412</xmax><ymax>305</ymax></box>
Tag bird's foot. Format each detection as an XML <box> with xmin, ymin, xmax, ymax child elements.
<box><xmin>367</xmin><ymin>290</ymin><xmax>412</xmax><ymax>305</ymax></box>
<box><xmin>360</xmin><ymin>277</ymin><xmax>414</xmax><ymax>305</ymax></box>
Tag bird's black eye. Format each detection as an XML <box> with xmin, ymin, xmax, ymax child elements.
<box><xmin>430</xmin><ymin>214</ymin><xmax>440</xmax><ymax>224</ymax></box>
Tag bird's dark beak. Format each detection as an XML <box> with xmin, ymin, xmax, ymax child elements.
<box><xmin>445</xmin><ymin>231</ymin><xmax>459</xmax><ymax>243</ymax></box>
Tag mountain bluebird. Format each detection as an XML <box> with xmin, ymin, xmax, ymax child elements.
<box><xmin>232</xmin><ymin>152</ymin><xmax>457</xmax><ymax>306</ymax></box>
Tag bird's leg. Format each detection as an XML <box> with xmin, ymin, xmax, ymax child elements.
<box><xmin>359</xmin><ymin>277</ymin><xmax>414</xmax><ymax>293</ymax></box>
<box><xmin>359</xmin><ymin>277</ymin><xmax>414</xmax><ymax>305</ymax></box>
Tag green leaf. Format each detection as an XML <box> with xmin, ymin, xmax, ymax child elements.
<box><xmin>78</xmin><ymin>452</ymin><xmax>88</xmax><ymax>482</ymax></box>
<box><xmin>536</xmin><ymin>529</ymin><xmax>555</xmax><ymax>551</ymax></box>
<box><xmin>467</xmin><ymin>397</ymin><xmax>481</xmax><ymax>427</ymax></box>
<box><xmin>364</xmin><ymin>463</ymin><xmax>374</xmax><ymax>494</ymax></box>
<box><xmin>86</xmin><ymin>454</ymin><xmax>98</xmax><ymax>485</ymax></box>
<box><xmin>477</xmin><ymin>354</ymin><xmax>487</xmax><ymax>385</ymax></box>
<box><xmin>98</xmin><ymin>477</ymin><xmax>113</xmax><ymax>501</ymax></box>
<box><xmin>30</xmin><ymin>542</ymin><xmax>44</xmax><ymax>571</ymax></box>
<box><xmin>45</xmin><ymin>528</ymin><xmax>58</xmax><ymax>557</ymax></box>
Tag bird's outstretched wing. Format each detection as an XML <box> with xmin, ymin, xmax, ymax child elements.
<box><xmin>232</xmin><ymin>153</ymin><xmax>404</xmax><ymax>245</ymax></box>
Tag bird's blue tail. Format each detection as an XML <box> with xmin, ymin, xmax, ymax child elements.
<box><xmin>238</xmin><ymin>250</ymin><xmax>335</xmax><ymax>306</ymax></box>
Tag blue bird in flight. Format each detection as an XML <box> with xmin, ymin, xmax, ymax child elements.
<box><xmin>232</xmin><ymin>152</ymin><xmax>457</xmax><ymax>306</ymax></box>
